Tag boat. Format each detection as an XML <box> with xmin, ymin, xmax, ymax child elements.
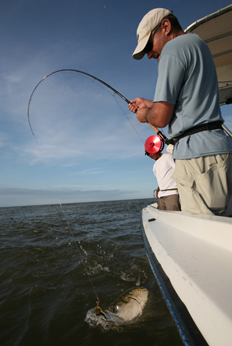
<box><xmin>141</xmin><ymin>5</ymin><xmax>232</xmax><ymax>346</ymax></box>
<box><xmin>142</xmin><ymin>206</ymin><xmax>232</xmax><ymax>346</ymax></box>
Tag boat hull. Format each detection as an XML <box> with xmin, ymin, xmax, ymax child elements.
<box><xmin>141</xmin><ymin>204</ymin><xmax>232</xmax><ymax>346</ymax></box>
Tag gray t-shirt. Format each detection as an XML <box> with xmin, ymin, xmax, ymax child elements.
<box><xmin>154</xmin><ymin>33</ymin><xmax>232</xmax><ymax>159</ymax></box>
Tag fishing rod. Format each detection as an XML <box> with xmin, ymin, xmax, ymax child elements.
<box><xmin>27</xmin><ymin>69</ymin><xmax>167</xmax><ymax>141</ymax></box>
<box><xmin>27</xmin><ymin>69</ymin><xmax>232</xmax><ymax>144</ymax></box>
<box><xmin>27</xmin><ymin>71</ymin><xmax>166</xmax><ymax>311</ymax></box>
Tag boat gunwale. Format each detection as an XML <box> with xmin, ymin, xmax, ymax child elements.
<box><xmin>140</xmin><ymin>213</ymin><xmax>209</xmax><ymax>346</ymax></box>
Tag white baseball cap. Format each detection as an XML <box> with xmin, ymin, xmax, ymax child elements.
<box><xmin>132</xmin><ymin>8</ymin><xmax>172</xmax><ymax>60</ymax></box>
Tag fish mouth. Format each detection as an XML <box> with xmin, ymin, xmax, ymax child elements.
<box><xmin>95</xmin><ymin>302</ymin><xmax>123</xmax><ymax>323</ymax></box>
<box><xmin>103</xmin><ymin>310</ymin><xmax>124</xmax><ymax>323</ymax></box>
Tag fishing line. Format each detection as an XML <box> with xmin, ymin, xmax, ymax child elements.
<box><xmin>58</xmin><ymin>201</ymin><xmax>100</xmax><ymax>302</ymax></box>
<box><xmin>27</xmin><ymin>69</ymin><xmax>150</xmax><ymax>305</ymax></box>
<box><xmin>85</xmin><ymin>74</ymin><xmax>144</xmax><ymax>143</ymax></box>
<box><xmin>113</xmin><ymin>95</ymin><xmax>144</xmax><ymax>143</ymax></box>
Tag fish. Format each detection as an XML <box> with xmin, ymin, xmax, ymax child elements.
<box><xmin>95</xmin><ymin>287</ymin><xmax>149</xmax><ymax>323</ymax></box>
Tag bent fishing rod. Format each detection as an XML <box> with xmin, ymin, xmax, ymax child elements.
<box><xmin>27</xmin><ymin>69</ymin><xmax>232</xmax><ymax>142</ymax></box>
<box><xmin>27</xmin><ymin>69</ymin><xmax>167</xmax><ymax>141</ymax></box>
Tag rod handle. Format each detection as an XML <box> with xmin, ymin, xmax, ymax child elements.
<box><xmin>148</xmin><ymin>122</ymin><xmax>160</xmax><ymax>134</ymax></box>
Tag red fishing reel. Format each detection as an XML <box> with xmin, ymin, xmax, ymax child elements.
<box><xmin>145</xmin><ymin>135</ymin><xmax>164</xmax><ymax>155</ymax></box>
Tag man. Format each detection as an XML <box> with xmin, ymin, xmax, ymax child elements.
<box><xmin>128</xmin><ymin>8</ymin><xmax>232</xmax><ymax>215</ymax></box>
<box><xmin>145</xmin><ymin>135</ymin><xmax>180</xmax><ymax>211</ymax></box>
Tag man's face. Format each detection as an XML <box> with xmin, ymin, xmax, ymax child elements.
<box><xmin>144</xmin><ymin>20</ymin><xmax>170</xmax><ymax>61</ymax></box>
<box><xmin>148</xmin><ymin>152</ymin><xmax>160</xmax><ymax>160</ymax></box>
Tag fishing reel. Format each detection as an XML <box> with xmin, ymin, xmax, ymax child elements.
<box><xmin>145</xmin><ymin>135</ymin><xmax>164</xmax><ymax>156</ymax></box>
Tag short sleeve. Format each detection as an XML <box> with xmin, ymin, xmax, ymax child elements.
<box><xmin>154</xmin><ymin>53</ymin><xmax>186</xmax><ymax>104</ymax></box>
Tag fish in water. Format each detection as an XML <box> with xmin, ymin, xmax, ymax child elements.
<box><xmin>85</xmin><ymin>287</ymin><xmax>149</xmax><ymax>327</ymax></box>
<box><xmin>102</xmin><ymin>286</ymin><xmax>149</xmax><ymax>323</ymax></box>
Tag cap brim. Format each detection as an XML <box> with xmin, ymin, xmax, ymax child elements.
<box><xmin>132</xmin><ymin>33</ymin><xmax>150</xmax><ymax>60</ymax></box>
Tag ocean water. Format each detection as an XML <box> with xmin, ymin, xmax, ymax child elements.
<box><xmin>0</xmin><ymin>198</ymin><xmax>183</xmax><ymax>346</ymax></box>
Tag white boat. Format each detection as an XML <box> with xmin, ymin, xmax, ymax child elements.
<box><xmin>141</xmin><ymin>5</ymin><xmax>232</xmax><ymax>346</ymax></box>
<box><xmin>142</xmin><ymin>205</ymin><xmax>232</xmax><ymax>346</ymax></box>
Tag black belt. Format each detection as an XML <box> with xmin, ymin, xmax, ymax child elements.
<box><xmin>167</xmin><ymin>121</ymin><xmax>223</xmax><ymax>145</ymax></box>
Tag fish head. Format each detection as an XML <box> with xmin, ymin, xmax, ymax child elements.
<box><xmin>104</xmin><ymin>287</ymin><xmax>148</xmax><ymax>323</ymax></box>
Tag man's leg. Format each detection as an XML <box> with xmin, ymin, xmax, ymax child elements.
<box><xmin>172</xmin><ymin>154</ymin><xmax>232</xmax><ymax>215</ymax></box>
<box><xmin>165</xmin><ymin>194</ymin><xmax>181</xmax><ymax>211</ymax></box>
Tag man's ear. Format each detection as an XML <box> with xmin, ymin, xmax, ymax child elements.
<box><xmin>162</xmin><ymin>19</ymin><xmax>171</xmax><ymax>35</ymax></box>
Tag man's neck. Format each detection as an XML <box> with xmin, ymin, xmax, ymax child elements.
<box><xmin>171</xmin><ymin>30</ymin><xmax>185</xmax><ymax>40</ymax></box>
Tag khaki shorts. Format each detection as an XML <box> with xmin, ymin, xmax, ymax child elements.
<box><xmin>158</xmin><ymin>194</ymin><xmax>180</xmax><ymax>211</ymax></box>
<box><xmin>172</xmin><ymin>154</ymin><xmax>232</xmax><ymax>215</ymax></box>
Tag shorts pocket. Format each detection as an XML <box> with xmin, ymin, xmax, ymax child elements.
<box><xmin>194</xmin><ymin>158</ymin><xmax>228</xmax><ymax>210</ymax></box>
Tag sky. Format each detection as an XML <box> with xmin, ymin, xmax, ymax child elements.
<box><xmin>0</xmin><ymin>0</ymin><xmax>231</xmax><ymax>207</ymax></box>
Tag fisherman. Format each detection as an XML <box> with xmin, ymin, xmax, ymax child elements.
<box><xmin>128</xmin><ymin>8</ymin><xmax>232</xmax><ymax>215</ymax></box>
<box><xmin>145</xmin><ymin>136</ymin><xmax>180</xmax><ymax>211</ymax></box>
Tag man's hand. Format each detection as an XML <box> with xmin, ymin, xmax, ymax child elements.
<box><xmin>129</xmin><ymin>98</ymin><xmax>174</xmax><ymax>128</ymax></box>
<box><xmin>129</xmin><ymin>98</ymin><xmax>153</xmax><ymax>123</ymax></box>
<box><xmin>129</xmin><ymin>98</ymin><xmax>154</xmax><ymax>111</ymax></box>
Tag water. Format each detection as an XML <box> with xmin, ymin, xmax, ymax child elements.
<box><xmin>0</xmin><ymin>198</ymin><xmax>183</xmax><ymax>346</ymax></box>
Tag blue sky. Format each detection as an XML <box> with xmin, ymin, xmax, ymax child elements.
<box><xmin>0</xmin><ymin>0</ymin><xmax>231</xmax><ymax>207</ymax></box>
